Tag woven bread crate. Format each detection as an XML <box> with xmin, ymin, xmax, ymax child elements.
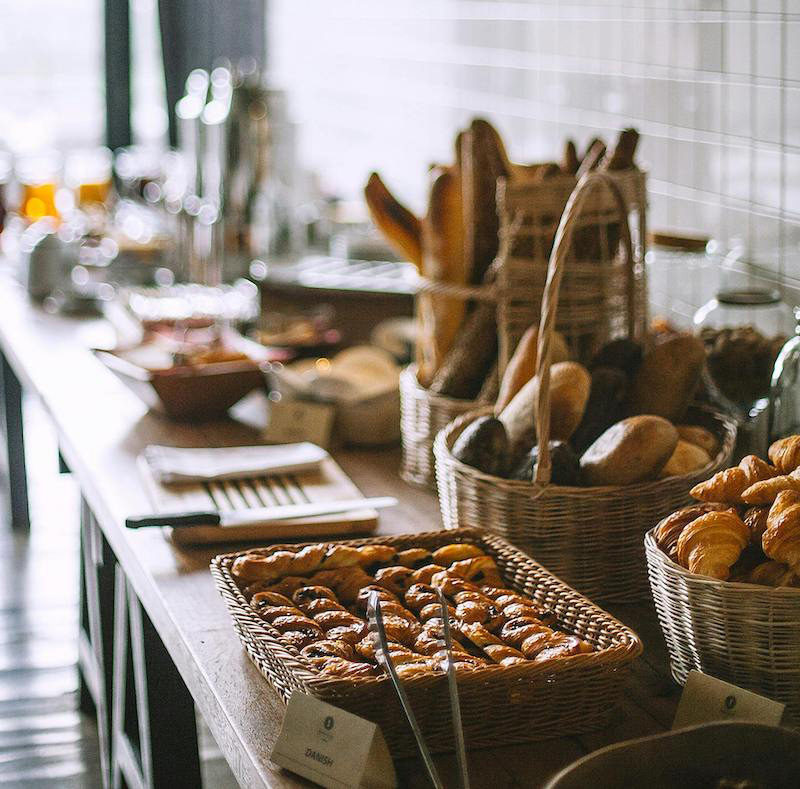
<box><xmin>211</xmin><ymin>528</ymin><xmax>642</xmax><ymax>759</ymax></box>
<box><xmin>434</xmin><ymin>172</ymin><xmax>737</xmax><ymax>602</ymax></box>
<box><xmin>401</xmin><ymin>166</ymin><xmax>648</xmax><ymax>489</ymax></box>
<box><xmin>645</xmin><ymin>530</ymin><xmax>800</xmax><ymax>723</ymax></box>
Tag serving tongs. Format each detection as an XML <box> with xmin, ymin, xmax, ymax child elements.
<box><xmin>366</xmin><ymin>588</ymin><xmax>470</xmax><ymax>789</ymax></box>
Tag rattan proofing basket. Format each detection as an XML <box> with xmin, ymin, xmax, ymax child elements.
<box><xmin>434</xmin><ymin>172</ymin><xmax>737</xmax><ymax>602</ymax></box>
<box><xmin>436</xmin><ymin>405</ymin><xmax>736</xmax><ymax>602</ymax></box>
<box><xmin>211</xmin><ymin>528</ymin><xmax>642</xmax><ymax>758</ymax></box>
<box><xmin>645</xmin><ymin>529</ymin><xmax>800</xmax><ymax>723</ymax></box>
<box><xmin>400</xmin><ymin>364</ymin><xmax>480</xmax><ymax>488</ymax></box>
<box><xmin>400</xmin><ymin>166</ymin><xmax>648</xmax><ymax>490</ymax></box>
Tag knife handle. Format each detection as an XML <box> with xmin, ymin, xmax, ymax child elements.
<box><xmin>125</xmin><ymin>511</ymin><xmax>222</xmax><ymax>529</ymax></box>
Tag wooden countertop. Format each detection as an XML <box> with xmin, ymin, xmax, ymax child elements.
<box><xmin>0</xmin><ymin>274</ymin><xmax>680</xmax><ymax>788</ymax></box>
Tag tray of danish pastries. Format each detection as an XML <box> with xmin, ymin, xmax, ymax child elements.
<box><xmin>211</xmin><ymin>528</ymin><xmax>642</xmax><ymax>757</ymax></box>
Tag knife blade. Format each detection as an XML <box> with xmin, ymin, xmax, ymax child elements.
<box><xmin>125</xmin><ymin>496</ymin><xmax>398</xmax><ymax>529</ymax></box>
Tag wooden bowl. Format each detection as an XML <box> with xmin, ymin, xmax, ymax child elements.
<box><xmin>544</xmin><ymin>722</ymin><xmax>800</xmax><ymax>788</ymax></box>
<box><xmin>96</xmin><ymin>349</ymin><xmax>266</xmax><ymax>421</ymax></box>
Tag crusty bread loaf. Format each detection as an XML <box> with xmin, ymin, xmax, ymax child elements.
<box><xmin>580</xmin><ymin>415</ymin><xmax>678</xmax><ymax>486</ymax></box>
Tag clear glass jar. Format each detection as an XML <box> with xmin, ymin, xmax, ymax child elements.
<box><xmin>769</xmin><ymin>308</ymin><xmax>800</xmax><ymax>441</ymax></box>
<box><xmin>694</xmin><ymin>248</ymin><xmax>794</xmax><ymax>418</ymax></box>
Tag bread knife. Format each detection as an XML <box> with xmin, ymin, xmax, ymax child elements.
<box><xmin>125</xmin><ymin>496</ymin><xmax>397</xmax><ymax>529</ymax></box>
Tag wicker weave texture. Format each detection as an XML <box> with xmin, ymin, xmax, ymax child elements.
<box><xmin>400</xmin><ymin>167</ymin><xmax>647</xmax><ymax>491</ymax></box>
<box><xmin>210</xmin><ymin>529</ymin><xmax>642</xmax><ymax>758</ymax></box>
<box><xmin>645</xmin><ymin>530</ymin><xmax>800</xmax><ymax>723</ymax></box>
<box><xmin>434</xmin><ymin>405</ymin><xmax>737</xmax><ymax>602</ymax></box>
<box><xmin>399</xmin><ymin>365</ymin><xmax>477</xmax><ymax>489</ymax></box>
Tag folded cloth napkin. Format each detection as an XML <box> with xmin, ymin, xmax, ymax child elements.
<box><xmin>143</xmin><ymin>442</ymin><xmax>328</xmax><ymax>484</ymax></box>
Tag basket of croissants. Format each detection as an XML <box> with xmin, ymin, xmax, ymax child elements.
<box><xmin>646</xmin><ymin>435</ymin><xmax>800</xmax><ymax>722</ymax></box>
<box><xmin>368</xmin><ymin>120</ymin><xmax>647</xmax><ymax>488</ymax></box>
<box><xmin>434</xmin><ymin>171</ymin><xmax>737</xmax><ymax>603</ymax></box>
<box><xmin>211</xmin><ymin>528</ymin><xmax>641</xmax><ymax>758</ymax></box>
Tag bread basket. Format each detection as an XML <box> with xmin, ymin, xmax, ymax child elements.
<box><xmin>645</xmin><ymin>529</ymin><xmax>800</xmax><ymax>723</ymax></box>
<box><xmin>434</xmin><ymin>172</ymin><xmax>737</xmax><ymax>602</ymax></box>
<box><xmin>211</xmin><ymin>528</ymin><xmax>642</xmax><ymax>759</ymax></box>
<box><xmin>401</xmin><ymin>166</ymin><xmax>648</xmax><ymax>489</ymax></box>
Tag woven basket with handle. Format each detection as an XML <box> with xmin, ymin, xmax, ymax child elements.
<box><xmin>211</xmin><ymin>528</ymin><xmax>642</xmax><ymax>759</ymax></box>
<box><xmin>645</xmin><ymin>529</ymin><xmax>800</xmax><ymax>723</ymax></box>
<box><xmin>401</xmin><ymin>167</ymin><xmax>648</xmax><ymax>489</ymax></box>
<box><xmin>434</xmin><ymin>172</ymin><xmax>737</xmax><ymax>602</ymax></box>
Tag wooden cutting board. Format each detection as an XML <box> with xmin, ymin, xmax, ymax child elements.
<box><xmin>138</xmin><ymin>455</ymin><xmax>378</xmax><ymax>545</ymax></box>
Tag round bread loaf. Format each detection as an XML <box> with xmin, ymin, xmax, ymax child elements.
<box><xmin>580</xmin><ymin>415</ymin><xmax>679</xmax><ymax>486</ymax></box>
<box><xmin>658</xmin><ymin>439</ymin><xmax>711</xmax><ymax>478</ymax></box>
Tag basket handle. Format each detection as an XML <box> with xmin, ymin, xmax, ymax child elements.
<box><xmin>533</xmin><ymin>171</ymin><xmax>636</xmax><ymax>485</ymax></box>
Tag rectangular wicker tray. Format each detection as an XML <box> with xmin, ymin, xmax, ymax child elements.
<box><xmin>211</xmin><ymin>528</ymin><xmax>643</xmax><ymax>758</ymax></box>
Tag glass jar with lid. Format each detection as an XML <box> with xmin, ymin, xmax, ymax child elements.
<box><xmin>693</xmin><ymin>247</ymin><xmax>794</xmax><ymax>420</ymax></box>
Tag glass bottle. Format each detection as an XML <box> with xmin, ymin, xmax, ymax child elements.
<box><xmin>769</xmin><ymin>308</ymin><xmax>800</xmax><ymax>441</ymax></box>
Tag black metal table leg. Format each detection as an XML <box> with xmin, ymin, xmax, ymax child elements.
<box><xmin>0</xmin><ymin>349</ymin><xmax>30</xmax><ymax>530</ymax></box>
<box><xmin>112</xmin><ymin>569</ymin><xmax>202</xmax><ymax>789</ymax></box>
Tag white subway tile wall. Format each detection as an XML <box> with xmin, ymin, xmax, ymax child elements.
<box><xmin>267</xmin><ymin>0</ymin><xmax>800</xmax><ymax>317</ymax></box>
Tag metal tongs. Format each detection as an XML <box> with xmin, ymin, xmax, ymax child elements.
<box><xmin>366</xmin><ymin>588</ymin><xmax>470</xmax><ymax>789</ymax></box>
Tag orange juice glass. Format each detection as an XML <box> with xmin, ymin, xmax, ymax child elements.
<box><xmin>16</xmin><ymin>151</ymin><xmax>62</xmax><ymax>222</ymax></box>
<box><xmin>67</xmin><ymin>148</ymin><xmax>113</xmax><ymax>209</ymax></box>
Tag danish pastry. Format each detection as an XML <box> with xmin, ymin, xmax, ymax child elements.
<box><xmin>356</xmin><ymin>545</ymin><xmax>397</xmax><ymax>572</ymax></box>
<box><xmin>762</xmin><ymin>489</ymin><xmax>800</xmax><ymax>573</ymax></box>
<box><xmin>283</xmin><ymin>630</ymin><xmax>324</xmax><ymax>650</ymax></box>
<box><xmin>419</xmin><ymin>602</ymin><xmax>455</xmax><ymax>622</ymax></box>
<box><xmin>395</xmin><ymin>662</ymin><xmax>435</xmax><ymax>679</ymax></box>
<box><xmin>302</xmin><ymin>598</ymin><xmax>346</xmax><ymax>616</ymax></box>
<box><xmin>373</xmin><ymin>566</ymin><xmax>415</xmax><ymax>596</ymax></box>
<box><xmin>404</xmin><ymin>583</ymin><xmax>439</xmax><ymax>612</ymax></box>
<box><xmin>501</xmin><ymin>602</ymin><xmax>556</xmax><ymax>626</ymax></box>
<box><xmin>354</xmin><ymin>584</ymin><xmax>399</xmax><ymax>612</ymax></box>
<box><xmin>231</xmin><ymin>550</ymin><xmax>296</xmax><ymax>582</ymax></box>
<box><xmin>311</xmin><ymin>657</ymin><xmax>378</xmax><ymax>678</ymax></box>
<box><xmin>533</xmin><ymin>634</ymin><xmax>591</xmax><ymax>662</ymax></box>
<box><xmin>249</xmin><ymin>591</ymin><xmax>294</xmax><ymax>608</ymax></box>
<box><xmin>264</xmin><ymin>576</ymin><xmax>309</xmax><ymax>597</ymax></box>
<box><xmin>410</xmin><ymin>564</ymin><xmax>447</xmax><ymax>584</ymax></box>
<box><xmin>255</xmin><ymin>605</ymin><xmax>303</xmax><ymax>624</ymax></box>
<box><xmin>292</xmin><ymin>586</ymin><xmax>337</xmax><ymax>606</ymax></box>
<box><xmin>270</xmin><ymin>615</ymin><xmax>323</xmax><ymax>636</ymax></box>
<box><xmin>676</xmin><ymin>510</ymin><xmax>749</xmax><ymax>579</ymax></box>
<box><xmin>301</xmin><ymin>639</ymin><xmax>355</xmax><ymax>661</ymax></box>
<box><xmin>319</xmin><ymin>545</ymin><xmax>363</xmax><ymax>570</ymax></box>
<box><xmin>326</xmin><ymin>623</ymin><xmax>369</xmax><ymax>645</ymax></box>
<box><xmin>432</xmin><ymin>544</ymin><xmax>486</xmax><ymax>564</ymax></box>
<box><xmin>395</xmin><ymin>548</ymin><xmax>434</xmax><ymax>569</ymax></box>
<box><xmin>314</xmin><ymin>611</ymin><xmax>364</xmax><ymax>632</ymax></box>
<box><xmin>501</xmin><ymin>618</ymin><xmax>552</xmax><ymax>649</ymax></box>
<box><xmin>768</xmin><ymin>435</ymin><xmax>800</xmax><ymax>474</ymax></box>
<box><xmin>288</xmin><ymin>544</ymin><xmax>326</xmax><ymax>575</ymax></box>
<box><xmin>448</xmin><ymin>556</ymin><xmax>503</xmax><ymax>586</ymax></box>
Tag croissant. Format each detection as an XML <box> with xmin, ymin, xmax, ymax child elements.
<box><xmin>741</xmin><ymin>473</ymin><xmax>800</xmax><ymax>505</ymax></box>
<box><xmin>768</xmin><ymin>435</ymin><xmax>800</xmax><ymax>474</ymax></box>
<box><xmin>690</xmin><ymin>455</ymin><xmax>780</xmax><ymax>504</ymax></box>
<box><xmin>762</xmin><ymin>490</ymin><xmax>800</xmax><ymax>573</ymax></box>
<box><xmin>655</xmin><ymin>503</ymin><xmax>732</xmax><ymax>560</ymax></box>
<box><xmin>690</xmin><ymin>468</ymin><xmax>749</xmax><ymax>504</ymax></box>
<box><xmin>676</xmin><ymin>510</ymin><xmax>749</xmax><ymax>579</ymax></box>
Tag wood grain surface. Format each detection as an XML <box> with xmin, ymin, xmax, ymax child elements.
<box><xmin>0</xmin><ymin>274</ymin><xmax>680</xmax><ymax>788</ymax></box>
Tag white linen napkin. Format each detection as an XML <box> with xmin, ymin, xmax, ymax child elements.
<box><xmin>143</xmin><ymin>442</ymin><xmax>328</xmax><ymax>484</ymax></box>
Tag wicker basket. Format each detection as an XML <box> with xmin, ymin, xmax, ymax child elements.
<box><xmin>401</xmin><ymin>166</ymin><xmax>648</xmax><ymax>489</ymax></box>
<box><xmin>645</xmin><ymin>530</ymin><xmax>800</xmax><ymax>723</ymax></box>
<box><xmin>434</xmin><ymin>172</ymin><xmax>738</xmax><ymax>602</ymax></box>
<box><xmin>211</xmin><ymin>528</ymin><xmax>643</xmax><ymax>758</ymax></box>
<box><xmin>400</xmin><ymin>364</ymin><xmax>480</xmax><ymax>488</ymax></box>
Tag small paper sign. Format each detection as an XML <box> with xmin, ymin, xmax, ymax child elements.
<box><xmin>271</xmin><ymin>692</ymin><xmax>397</xmax><ymax>789</ymax></box>
<box><xmin>672</xmin><ymin>670</ymin><xmax>785</xmax><ymax>730</ymax></box>
<box><xmin>263</xmin><ymin>399</ymin><xmax>335</xmax><ymax>449</ymax></box>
